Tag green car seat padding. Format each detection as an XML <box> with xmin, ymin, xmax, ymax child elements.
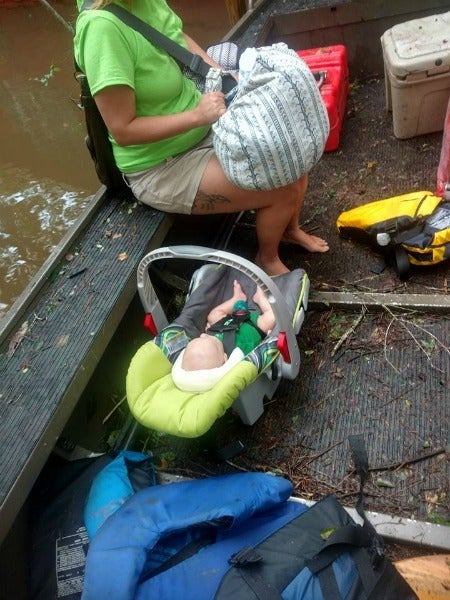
<box><xmin>126</xmin><ymin>340</ymin><xmax>258</xmax><ymax>437</ymax></box>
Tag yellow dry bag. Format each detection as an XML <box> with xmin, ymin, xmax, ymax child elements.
<box><xmin>337</xmin><ymin>191</ymin><xmax>450</xmax><ymax>278</ymax></box>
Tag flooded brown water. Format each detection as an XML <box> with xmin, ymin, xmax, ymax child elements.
<box><xmin>0</xmin><ymin>0</ymin><xmax>232</xmax><ymax>317</ymax></box>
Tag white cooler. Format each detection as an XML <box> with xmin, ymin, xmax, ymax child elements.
<box><xmin>381</xmin><ymin>11</ymin><xmax>450</xmax><ymax>139</ymax></box>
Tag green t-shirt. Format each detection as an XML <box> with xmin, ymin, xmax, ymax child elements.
<box><xmin>74</xmin><ymin>0</ymin><xmax>210</xmax><ymax>173</ymax></box>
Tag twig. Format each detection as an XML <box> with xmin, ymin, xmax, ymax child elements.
<box><xmin>102</xmin><ymin>395</ymin><xmax>127</xmax><ymax>424</ymax></box>
<box><xmin>404</xmin><ymin>318</ymin><xmax>450</xmax><ymax>357</ymax></box>
<box><xmin>384</xmin><ymin>315</ymin><xmax>400</xmax><ymax>373</ymax></box>
<box><xmin>331</xmin><ymin>307</ymin><xmax>366</xmax><ymax>356</ymax></box>
<box><xmin>380</xmin><ymin>381</ymin><xmax>423</xmax><ymax>407</ymax></box>
<box><xmin>294</xmin><ymin>469</ymin><xmax>346</xmax><ymax>494</ymax></box>
<box><xmin>310</xmin><ymin>389</ymin><xmax>337</xmax><ymax>408</ymax></box>
<box><xmin>305</xmin><ymin>440</ymin><xmax>343</xmax><ymax>465</ymax></box>
<box><xmin>381</xmin><ymin>304</ymin><xmax>449</xmax><ymax>373</ymax></box>
<box><xmin>368</xmin><ymin>447</ymin><xmax>447</xmax><ymax>472</ymax></box>
<box><xmin>225</xmin><ymin>459</ymin><xmax>249</xmax><ymax>472</ymax></box>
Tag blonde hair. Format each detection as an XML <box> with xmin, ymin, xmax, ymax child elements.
<box><xmin>182</xmin><ymin>336</ymin><xmax>227</xmax><ymax>371</ymax></box>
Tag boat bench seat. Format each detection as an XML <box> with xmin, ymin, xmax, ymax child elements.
<box><xmin>0</xmin><ymin>193</ymin><xmax>171</xmax><ymax>545</ymax></box>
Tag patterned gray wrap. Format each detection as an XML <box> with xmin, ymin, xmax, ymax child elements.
<box><xmin>212</xmin><ymin>43</ymin><xmax>330</xmax><ymax>190</ymax></box>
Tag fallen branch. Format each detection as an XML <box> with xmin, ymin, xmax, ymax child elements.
<box><xmin>331</xmin><ymin>307</ymin><xmax>366</xmax><ymax>357</ymax></box>
<box><xmin>368</xmin><ymin>447</ymin><xmax>447</xmax><ymax>472</ymax></box>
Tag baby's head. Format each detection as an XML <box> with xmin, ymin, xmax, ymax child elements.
<box><xmin>172</xmin><ymin>334</ymin><xmax>245</xmax><ymax>392</ymax></box>
<box><xmin>182</xmin><ymin>333</ymin><xmax>227</xmax><ymax>371</ymax></box>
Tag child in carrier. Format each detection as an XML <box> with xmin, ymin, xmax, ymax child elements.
<box><xmin>172</xmin><ymin>280</ymin><xmax>275</xmax><ymax>392</ymax></box>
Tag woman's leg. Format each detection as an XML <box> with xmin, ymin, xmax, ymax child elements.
<box><xmin>282</xmin><ymin>173</ymin><xmax>329</xmax><ymax>252</ymax></box>
<box><xmin>193</xmin><ymin>156</ymin><xmax>328</xmax><ymax>275</ymax></box>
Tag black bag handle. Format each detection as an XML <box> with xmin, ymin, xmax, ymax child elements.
<box><xmin>307</xmin><ymin>435</ymin><xmax>418</xmax><ymax>599</ymax></box>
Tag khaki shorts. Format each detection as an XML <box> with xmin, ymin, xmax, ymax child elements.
<box><xmin>125</xmin><ymin>133</ymin><xmax>214</xmax><ymax>214</ymax></box>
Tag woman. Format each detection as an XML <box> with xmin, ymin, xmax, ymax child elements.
<box><xmin>74</xmin><ymin>0</ymin><xmax>329</xmax><ymax>276</ymax></box>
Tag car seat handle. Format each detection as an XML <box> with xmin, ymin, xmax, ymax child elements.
<box><xmin>136</xmin><ymin>246</ymin><xmax>300</xmax><ymax>372</ymax></box>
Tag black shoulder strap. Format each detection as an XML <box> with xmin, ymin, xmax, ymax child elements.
<box><xmin>139</xmin><ymin>534</ymin><xmax>214</xmax><ymax>583</ymax></box>
<box><xmin>207</xmin><ymin>315</ymin><xmax>242</xmax><ymax>356</ymax></box>
<box><xmin>393</xmin><ymin>245</ymin><xmax>411</xmax><ymax>280</ymax></box>
<box><xmin>81</xmin><ymin>0</ymin><xmax>210</xmax><ymax>77</ymax></box>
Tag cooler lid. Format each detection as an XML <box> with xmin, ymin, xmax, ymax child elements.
<box><xmin>381</xmin><ymin>10</ymin><xmax>450</xmax><ymax>78</ymax></box>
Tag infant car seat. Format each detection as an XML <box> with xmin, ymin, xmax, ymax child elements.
<box><xmin>126</xmin><ymin>246</ymin><xmax>309</xmax><ymax>437</ymax></box>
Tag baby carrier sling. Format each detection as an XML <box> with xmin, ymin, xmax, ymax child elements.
<box><xmin>75</xmin><ymin>1</ymin><xmax>238</xmax><ymax>194</ymax></box>
<box><xmin>337</xmin><ymin>190</ymin><xmax>450</xmax><ymax>278</ymax></box>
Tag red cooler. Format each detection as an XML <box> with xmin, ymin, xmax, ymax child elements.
<box><xmin>297</xmin><ymin>45</ymin><xmax>349</xmax><ymax>152</ymax></box>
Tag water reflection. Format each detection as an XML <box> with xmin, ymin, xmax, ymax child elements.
<box><xmin>0</xmin><ymin>163</ymin><xmax>91</xmax><ymax>311</ymax></box>
<box><xmin>0</xmin><ymin>0</ymin><xmax>99</xmax><ymax>317</ymax></box>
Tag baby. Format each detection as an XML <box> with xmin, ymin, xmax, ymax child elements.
<box><xmin>171</xmin><ymin>280</ymin><xmax>275</xmax><ymax>393</ymax></box>
<box><xmin>182</xmin><ymin>280</ymin><xmax>275</xmax><ymax>371</ymax></box>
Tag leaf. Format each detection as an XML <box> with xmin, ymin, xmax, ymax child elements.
<box><xmin>56</xmin><ymin>335</ymin><xmax>70</xmax><ymax>347</ymax></box>
<box><xmin>118</xmin><ymin>252</ymin><xmax>128</xmax><ymax>261</ymax></box>
<box><xmin>333</xmin><ymin>367</ymin><xmax>344</xmax><ymax>379</ymax></box>
<box><xmin>321</xmin><ymin>526</ymin><xmax>337</xmax><ymax>541</ymax></box>
<box><xmin>376</xmin><ymin>477</ymin><xmax>395</xmax><ymax>488</ymax></box>
<box><xmin>428</xmin><ymin>512</ymin><xmax>450</xmax><ymax>526</ymax></box>
<box><xmin>8</xmin><ymin>321</ymin><xmax>29</xmax><ymax>358</ymax></box>
<box><xmin>107</xmin><ymin>429</ymin><xmax>120</xmax><ymax>448</ymax></box>
<box><xmin>421</xmin><ymin>338</ymin><xmax>436</xmax><ymax>351</ymax></box>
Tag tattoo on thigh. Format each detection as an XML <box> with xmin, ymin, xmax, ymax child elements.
<box><xmin>193</xmin><ymin>191</ymin><xmax>231</xmax><ymax>212</ymax></box>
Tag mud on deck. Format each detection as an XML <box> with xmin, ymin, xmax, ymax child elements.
<box><xmin>136</xmin><ymin>77</ymin><xmax>449</xmax><ymax>526</ymax></box>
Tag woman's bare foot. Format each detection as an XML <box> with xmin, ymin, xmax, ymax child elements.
<box><xmin>282</xmin><ymin>228</ymin><xmax>329</xmax><ymax>253</ymax></box>
<box><xmin>255</xmin><ymin>253</ymin><xmax>290</xmax><ymax>276</ymax></box>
